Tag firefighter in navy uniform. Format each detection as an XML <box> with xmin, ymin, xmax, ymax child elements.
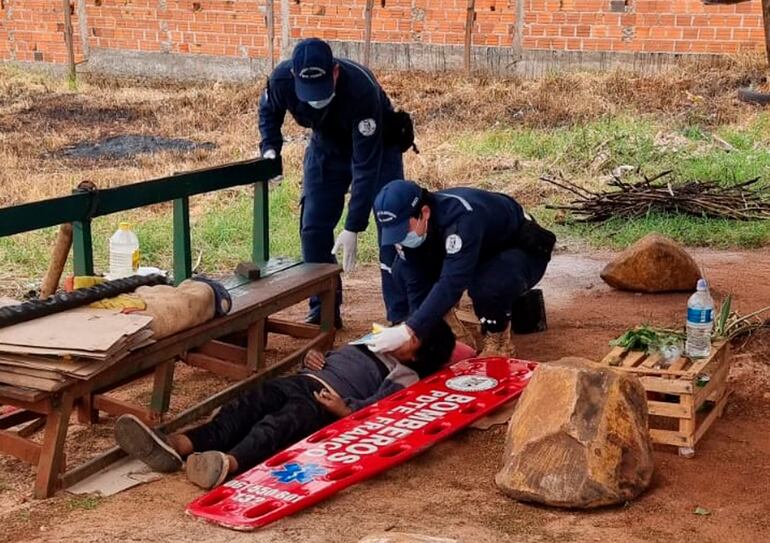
<box><xmin>258</xmin><ymin>38</ymin><xmax>416</xmax><ymax>327</ymax></box>
<box><xmin>366</xmin><ymin>179</ymin><xmax>555</xmax><ymax>357</ymax></box>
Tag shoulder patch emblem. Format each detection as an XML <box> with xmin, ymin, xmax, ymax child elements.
<box><xmin>445</xmin><ymin>234</ymin><xmax>463</xmax><ymax>255</ymax></box>
<box><xmin>358</xmin><ymin>118</ymin><xmax>377</xmax><ymax>136</ymax></box>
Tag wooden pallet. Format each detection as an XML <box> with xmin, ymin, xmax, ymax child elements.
<box><xmin>599</xmin><ymin>341</ymin><xmax>730</xmax><ymax>457</ymax></box>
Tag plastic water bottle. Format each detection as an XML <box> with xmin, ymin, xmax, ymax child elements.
<box><xmin>109</xmin><ymin>222</ymin><xmax>140</xmax><ymax>279</ymax></box>
<box><xmin>685</xmin><ymin>278</ymin><xmax>714</xmax><ymax>359</ymax></box>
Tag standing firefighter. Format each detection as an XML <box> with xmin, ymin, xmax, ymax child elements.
<box><xmin>258</xmin><ymin>38</ymin><xmax>416</xmax><ymax>327</ymax></box>
<box><xmin>367</xmin><ymin>179</ymin><xmax>555</xmax><ymax>357</ymax></box>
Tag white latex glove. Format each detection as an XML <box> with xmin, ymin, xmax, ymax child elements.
<box><xmin>366</xmin><ymin>324</ymin><xmax>412</xmax><ymax>353</ymax></box>
<box><xmin>331</xmin><ymin>229</ymin><xmax>358</xmax><ymax>273</ymax></box>
<box><xmin>261</xmin><ymin>149</ymin><xmax>283</xmax><ymax>185</ymax></box>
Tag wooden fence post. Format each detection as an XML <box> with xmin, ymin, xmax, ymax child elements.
<box><xmin>464</xmin><ymin>0</ymin><xmax>476</xmax><ymax>74</ymax></box>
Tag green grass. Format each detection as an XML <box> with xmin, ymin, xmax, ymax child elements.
<box><xmin>461</xmin><ymin>113</ymin><xmax>770</xmax><ymax>247</ymax></box>
<box><xmin>3</xmin><ymin>114</ymin><xmax>770</xmax><ymax>286</ymax></box>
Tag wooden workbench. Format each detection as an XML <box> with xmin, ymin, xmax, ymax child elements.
<box><xmin>0</xmin><ymin>263</ymin><xmax>339</xmax><ymax>498</ymax></box>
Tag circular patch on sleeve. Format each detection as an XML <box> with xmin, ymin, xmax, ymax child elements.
<box><xmin>445</xmin><ymin>234</ymin><xmax>463</xmax><ymax>254</ymax></box>
<box><xmin>358</xmin><ymin>118</ymin><xmax>377</xmax><ymax>136</ymax></box>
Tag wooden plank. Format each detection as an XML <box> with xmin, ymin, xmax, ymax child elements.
<box><xmin>601</xmin><ymin>346</ymin><xmax>627</xmax><ymax>366</ymax></box>
<box><xmin>150</xmin><ymin>360</ymin><xmax>176</xmax><ymax>420</ymax></box>
<box><xmin>34</xmin><ymin>393</ymin><xmax>74</xmax><ymax>498</ymax></box>
<box><xmin>17</xmin><ymin>417</ymin><xmax>47</xmax><ymax>438</ymax></box>
<box><xmin>246</xmin><ymin>319</ymin><xmax>266</xmax><ymax>372</ymax></box>
<box><xmin>267</xmin><ymin>318</ymin><xmax>320</xmax><ymax>339</ymax></box>
<box><xmin>694</xmin><ymin>361</ymin><xmax>729</xmax><ymax>407</ymax></box>
<box><xmin>0</xmin><ymin>389</ymin><xmax>52</xmax><ymax>411</ymax></box>
<box><xmin>0</xmin><ymin>409</ymin><xmax>41</xmax><ymax>429</ymax></box>
<box><xmin>641</xmin><ymin>352</ymin><xmax>662</xmax><ymax>369</ymax></box>
<box><xmin>622</xmin><ymin>351</ymin><xmax>646</xmax><ymax>368</ymax></box>
<box><xmin>186</xmin><ymin>353</ymin><xmax>252</xmax><ymax>381</ymax></box>
<box><xmin>0</xmin><ymin>370</ymin><xmax>65</xmax><ymax>392</ymax></box>
<box><xmin>610</xmin><ymin>365</ymin><xmax>691</xmax><ymax>378</ymax></box>
<box><xmin>667</xmin><ymin>355</ymin><xmax>689</xmax><ymax>372</ymax></box>
<box><xmin>0</xmin><ymin>429</ymin><xmax>42</xmax><ymax>465</ymax></box>
<box><xmin>694</xmin><ymin>392</ymin><xmax>731</xmax><ymax>445</ymax></box>
<box><xmin>318</xmin><ymin>276</ymin><xmax>338</xmax><ymax>336</ymax></box>
<box><xmin>638</xmin><ymin>376</ymin><xmax>692</xmax><ymax>394</ymax></box>
<box><xmin>678</xmin><ymin>395</ymin><xmax>696</xmax><ymax>447</ymax></box>
<box><xmin>684</xmin><ymin>341</ymin><xmax>727</xmax><ymax>378</ymax></box>
<box><xmin>649</xmin><ymin>428</ymin><xmax>689</xmax><ymax>447</ymax></box>
<box><xmin>198</xmin><ymin>340</ymin><xmax>247</xmax><ymax>365</ymax></box>
<box><xmin>76</xmin><ymin>394</ymin><xmax>98</xmax><ymax>424</ymax></box>
<box><xmin>93</xmin><ymin>395</ymin><xmax>152</xmax><ymax>425</ymax></box>
<box><xmin>647</xmin><ymin>400</ymin><xmax>690</xmax><ymax>418</ymax></box>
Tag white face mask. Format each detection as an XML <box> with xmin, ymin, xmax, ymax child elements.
<box><xmin>307</xmin><ymin>93</ymin><xmax>335</xmax><ymax>109</ymax></box>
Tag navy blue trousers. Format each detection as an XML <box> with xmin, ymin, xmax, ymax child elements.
<box><xmin>301</xmin><ymin>138</ymin><xmax>408</xmax><ymax>323</ymax></box>
<box><xmin>393</xmin><ymin>248</ymin><xmax>550</xmax><ymax>333</ymax></box>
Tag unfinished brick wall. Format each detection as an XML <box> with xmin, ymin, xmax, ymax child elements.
<box><xmin>0</xmin><ymin>0</ymin><xmax>766</xmax><ymax>69</ymax></box>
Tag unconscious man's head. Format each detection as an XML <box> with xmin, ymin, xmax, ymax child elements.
<box><xmin>393</xmin><ymin>320</ymin><xmax>456</xmax><ymax>378</ymax></box>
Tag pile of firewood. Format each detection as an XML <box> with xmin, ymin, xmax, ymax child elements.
<box><xmin>541</xmin><ymin>171</ymin><xmax>770</xmax><ymax>222</ymax></box>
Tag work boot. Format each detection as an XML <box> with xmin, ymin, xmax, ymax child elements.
<box><xmin>304</xmin><ymin>310</ymin><xmax>343</xmax><ymax>329</ymax></box>
<box><xmin>478</xmin><ymin>323</ymin><xmax>516</xmax><ymax>358</ymax></box>
<box><xmin>115</xmin><ymin>414</ymin><xmax>183</xmax><ymax>473</ymax></box>
<box><xmin>186</xmin><ymin>451</ymin><xmax>230</xmax><ymax>490</ymax></box>
<box><xmin>444</xmin><ymin>309</ymin><xmax>478</xmax><ymax>353</ymax></box>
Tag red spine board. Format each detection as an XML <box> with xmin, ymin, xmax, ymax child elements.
<box><xmin>186</xmin><ymin>357</ymin><xmax>536</xmax><ymax>531</ymax></box>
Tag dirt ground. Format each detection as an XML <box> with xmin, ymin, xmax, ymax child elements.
<box><xmin>1</xmin><ymin>247</ymin><xmax>769</xmax><ymax>543</ymax></box>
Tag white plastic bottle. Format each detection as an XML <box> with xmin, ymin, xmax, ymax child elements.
<box><xmin>109</xmin><ymin>222</ymin><xmax>140</xmax><ymax>279</ymax></box>
<box><xmin>685</xmin><ymin>278</ymin><xmax>714</xmax><ymax>359</ymax></box>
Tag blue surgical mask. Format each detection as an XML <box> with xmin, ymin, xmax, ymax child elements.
<box><xmin>401</xmin><ymin>230</ymin><xmax>426</xmax><ymax>249</ymax></box>
<box><xmin>307</xmin><ymin>93</ymin><xmax>335</xmax><ymax>109</ymax></box>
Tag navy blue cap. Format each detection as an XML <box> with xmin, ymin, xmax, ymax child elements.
<box><xmin>291</xmin><ymin>38</ymin><xmax>335</xmax><ymax>102</ymax></box>
<box><xmin>374</xmin><ymin>180</ymin><xmax>423</xmax><ymax>245</ymax></box>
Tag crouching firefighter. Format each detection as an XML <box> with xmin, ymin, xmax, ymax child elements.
<box><xmin>366</xmin><ymin>179</ymin><xmax>555</xmax><ymax>357</ymax></box>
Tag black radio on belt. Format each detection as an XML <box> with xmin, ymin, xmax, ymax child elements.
<box><xmin>516</xmin><ymin>218</ymin><xmax>556</xmax><ymax>259</ymax></box>
<box><xmin>383</xmin><ymin>109</ymin><xmax>419</xmax><ymax>155</ymax></box>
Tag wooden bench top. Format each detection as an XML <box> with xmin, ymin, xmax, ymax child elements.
<box><xmin>0</xmin><ymin>263</ymin><xmax>340</xmax><ymax>407</ymax></box>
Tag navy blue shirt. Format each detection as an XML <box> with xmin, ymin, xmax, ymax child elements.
<box><xmin>401</xmin><ymin>188</ymin><xmax>528</xmax><ymax>339</ymax></box>
<box><xmin>258</xmin><ymin>58</ymin><xmax>395</xmax><ymax>233</ymax></box>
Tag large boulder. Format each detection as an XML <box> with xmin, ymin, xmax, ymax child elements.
<box><xmin>495</xmin><ymin>357</ymin><xmax>654</xmax><ymax>508</ymax></box>
<box><xmin>600</xmin><ymin>233</ymin><xmax>700</xmax><ymax>293</ymax></box>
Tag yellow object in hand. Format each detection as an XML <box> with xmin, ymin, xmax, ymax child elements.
<box><xmin>372</xmin><ymin>323</ymin><xmax>386</xmax><ymax>334</ymax></box>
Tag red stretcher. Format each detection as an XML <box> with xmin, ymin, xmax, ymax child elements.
<box><xmin>186</xmin><ymin>356</ymin><xmax>536</xmax><ymax>531</ymax></box>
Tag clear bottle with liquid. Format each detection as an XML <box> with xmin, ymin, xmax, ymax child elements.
<box><xmin>109</xmin><ymin>222</ymin><xmax>140</xmax><ymax>279</ymax></box>
<box><xmin>685</xmin><ymin>278</ymin><xmax>714</xmax><ymax>359</ymax></box>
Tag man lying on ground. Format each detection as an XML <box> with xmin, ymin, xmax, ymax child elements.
<box><xmin>114</xmin><ymin>321</ymin><xmax>455</xmax><ymax>490</ymax></box>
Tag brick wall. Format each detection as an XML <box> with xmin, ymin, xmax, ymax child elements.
<box><xmin>0</xmin><ymin>0</ymin><xmax>766</xmax><ymax>71</ymax></box>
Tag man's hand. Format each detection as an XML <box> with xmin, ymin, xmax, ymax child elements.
<box><xmin>331</xmin><ymin>230</ymin><xmax>359</xmax><ymax>273</ymax></box>
<box><xmin>260</xmin><ymin>149</ymin><xmax>283</xmax><ymax>185</ymax></box>
<box><xmin>366</xmin><ymin>323</ymin><xmax>414</xmax><ymax>353</ymax></box>
<box><xmin>303</xmin><ymin>349</ymin><xmax>326</xmax><ymax>371</ymax></box>
<box><xmin>314</xmin><ymin>388</ymin><xmax>352</xmax><ymax>418</ymax></box>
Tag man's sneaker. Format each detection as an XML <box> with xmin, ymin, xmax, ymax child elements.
<box><xmin>479</xmin><ymin>323</ymin><xmax>516</xmax><ymax>358</ymax></box>
<box><xmin>304</xmin><ymin>311</ymin><xmax>343</xmax><ymax>329</ymax></box>
<box><xmin>186</xmin><ymin>451</ymin><xmax>230</xmax><ymax>490</ymax></box>
<box><xmin>114</xmin><ymin>414</ymin><xmax>183</xmax><ymax>473</ymax></box>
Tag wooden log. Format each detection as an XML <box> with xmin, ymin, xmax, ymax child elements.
<box><xmin>40</xmin><ymin>224</ymin><xmax>73</xmax><ymax>298</ymax></box>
